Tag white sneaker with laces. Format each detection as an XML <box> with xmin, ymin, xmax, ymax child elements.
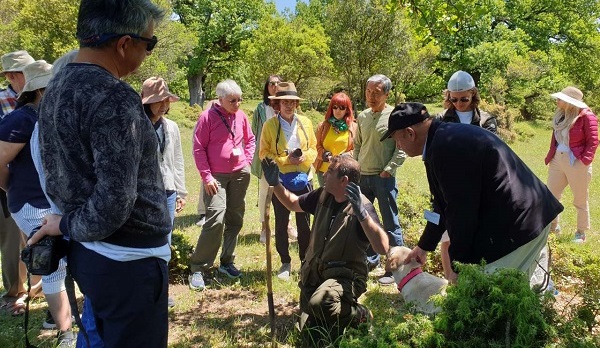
<box><xmin>277</xmin><ymin>263</ymin><xmax>291</xmax><ymax>281</ymax></box>
<box><xmin>189</xmin><ymin>272</ymin><xmax>205</xmax><ymax>290</ymax></box>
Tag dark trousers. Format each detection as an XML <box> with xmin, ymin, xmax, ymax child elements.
<box><xmin>272</xmin><ymin>183</ymin><xmax>312</xmax><ymax>264</ymax></box>
<box><xmin>69</xmin><ymin>242</ymin><xmax>168</xmax><ymax>348</ymax></box>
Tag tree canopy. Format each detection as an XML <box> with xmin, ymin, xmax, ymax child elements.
<box><xmin>1</xmin><ymin>0</ymin><xmax>599</xmax><ymax>118</ymax></box>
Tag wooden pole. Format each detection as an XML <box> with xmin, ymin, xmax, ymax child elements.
<box><xmin>264</xmin><ymin>186</ymin><xmax>276</xmax><ymax>347</ymax></box>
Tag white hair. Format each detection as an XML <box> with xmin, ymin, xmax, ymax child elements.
<box><xmin>52</xmin><ymin>50</ymin><xmax>79</xmax><ymax>75</ymax></box>
<box><xmin>216</xmin><ymin>79</ymin><xmax>242</xmax><ymax>98</ymax></box>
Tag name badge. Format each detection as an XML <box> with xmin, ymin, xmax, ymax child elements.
<box><xmin>424</xmin><ymin>210</ymin><xmax>440</xmax><ymax>225</ymax></box>
<box><xmin>232</xmin><ymin>148</ymin><xmax>241</xmax><ymax>157</ymax></box>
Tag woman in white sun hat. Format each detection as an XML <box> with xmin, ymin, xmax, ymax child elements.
<box><xmin>545</xmin><ymin>86</ymin><xmax>598</xmax><ymax>243</ymax></box>
<box><xmin>0</xmin><ymin>60</ymin><xmax>75</xmax><ymax>344</ymax></box>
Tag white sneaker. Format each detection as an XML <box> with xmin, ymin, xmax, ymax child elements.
<box><xmin>277</xmin><ymin>263</ymin><xmax>291</xmax><ymax>281</ymax></box>
<box><xmin>287</xmin><ymin>225</ymin><xmax>298</xmax><ymax>241</ymax></box>
<box><xmin>167</xmin><ymin>296</ymin><xmax>175</xmax><ymax>307</ymax></box>
<box><xmin>196</xmin><ymin>215</ymin><xmax>206</xmax><ymax>227</ymax></box>
<box><xmin>188</xmin><ymin>272</ymin><xmax>205</xmax><ymax>291</ymax></box>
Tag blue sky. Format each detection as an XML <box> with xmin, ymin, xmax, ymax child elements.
<box><xmin>272</xmin><ymin>0</ymin><xmax>308</xmax><ymax>13</ymax></box>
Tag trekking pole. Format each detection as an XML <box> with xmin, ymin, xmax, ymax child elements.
<box><xmin>264</xmin><ymin>186</ymin><xmax>276</xmax><ymax>347</ymax></box>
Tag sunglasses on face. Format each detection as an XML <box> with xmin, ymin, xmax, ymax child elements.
<box><xmin>129</xmin><ymin>34</ymin><xmax>158</xmax><ymax>51</ymax></box>
<box><xmin>449</xmin><ymin>97</ymin><xmax>471</xmax><ymax>103</ymax></box>
<box><xmin>332</xmin><ymin>105</ymin><xmax>347</xmax><ymax>111</ymax></box>
<box><xmin>81</xmin><ymin>33</ymin><xmax>158</xmax><ymax>52</ymax></box>
<box><xmin>268</xmin><ymin>81</ymin><xmax>279</xmax><ymax>86</ymax></box>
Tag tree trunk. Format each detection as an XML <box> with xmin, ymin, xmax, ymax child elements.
<box><xmin>188</xmin><ymin>72</ymin><xmax>204</xmax><ymax>107</ymax></box>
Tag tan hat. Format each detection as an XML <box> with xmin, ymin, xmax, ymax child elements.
<box><xmin>141</xmin><ymin>77</ymin><xmax>179</xmax><ymax>105</ymax></box>
<box><xmin>551</xmin><ymin>86</ymin><xmax>587</xmax><ymax>109</ymax></box>
<box><xmin>18</xmin><ymin>60</ymin><xmax>53</xmax><ymax>101</ymax></box>
<box><xmin>268</xmin><ymin>82</ymin><xmax>303</xmax><ymax>100</ymax></box>
<box><xmin>0</xmin><ymin>50</ymin><xmax>35</xmax><ymax>77</ymax></box>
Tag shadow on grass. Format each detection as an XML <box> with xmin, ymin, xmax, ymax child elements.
<box><xmin>169</xmin><ymin>291</ymin><xmax>298</xmax><ymax>347</ymax></box>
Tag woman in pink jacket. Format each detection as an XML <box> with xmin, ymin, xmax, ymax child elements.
<box><xmin>545</xmin><ymin>86</ymin><xmax>598</xmax><ymax>242</ymax></box>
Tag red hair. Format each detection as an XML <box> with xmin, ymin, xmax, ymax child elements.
<box><xmin>324</xmin><ymin>92</ymin><xmax>354</xmax><ymax>127</ymax></box>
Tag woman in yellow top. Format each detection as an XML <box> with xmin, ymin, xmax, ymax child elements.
<box><xmin>259</xmin><ymin>82</ymin><xmax>317</xmax><ymax>280</ymax></box>
<box><xmin>313</xmin><ymin>92</ymin><xmax>357</xmax><ymax>187</ymax></box>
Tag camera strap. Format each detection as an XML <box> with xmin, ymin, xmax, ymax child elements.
<box><xmin>23</xmin><ymin>273</ymin><xmax>36</xmax><ymax>348</ymax></box>
<box><xmin>22</xmin><ymin>267</ymin><xmax>90</xmax><ymax>348</ymax></box>
<box><xmin>66</xmin><ymin>266</ymin><xmax>90</xmax><ymax>348</ymax></box>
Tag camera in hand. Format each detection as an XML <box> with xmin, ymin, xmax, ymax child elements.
<box><xmin>21</xmin><ymin>227</ymin><xmax>68</xmax><ymax>276</ymax></box>
<box><xmin>291</xmin><ymin>148</ymin><xmax>302</xmax><ymax>157</ymax></box>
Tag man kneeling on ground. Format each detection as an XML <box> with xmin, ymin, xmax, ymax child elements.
<box><xmin>261</xmin><ymin>155</ymin><xmax>388</xmax><ymax>346</ymax></box>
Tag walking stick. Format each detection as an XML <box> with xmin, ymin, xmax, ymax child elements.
<box><xmin>264</xmin><ymin>186</ymin><xmax>276</xmax><ymax>346</ymax></box>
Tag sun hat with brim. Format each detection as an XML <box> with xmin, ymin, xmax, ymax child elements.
<box><xmin>141</xmin><ymin>77</ymin><xmax>179</xmax><ymax>105</ymax></box>
<box><xmin>268</xmin><ymin>82</ymin><xmax>303</xmax><ymax>100</ymax></box>
<box><xmin>0</xmin><ymin>50</ymin><xmax>35</xmax><ymax>77</ymax></box>
<box><xmin>447</xmin><ymin>70</ymin><xmax>475</xmax><ymax>92</ymax></box>
<box><xmin>550</xmin><ymin>86</ymin><xmax>587</xmax><ymax>109</ymax></box>
<box><xmin>380</xmin><ymin>102</ymin><xmax>430</xmax><ymax>141</ymax></box>
<box><xmin>17</xmin><ymin>60</ymin><xmax>53</xmax><ymax>101</ymax></box>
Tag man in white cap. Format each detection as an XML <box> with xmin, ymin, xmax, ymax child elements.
<box><xmin>438</xmin><ymin>70</ymin><xmax>497</xmax><ymax>133</ymax></box>
<box><xmin>0</xmin><ymin>50</ymin><xmax>37</xmax><ymax>314</ymax></box>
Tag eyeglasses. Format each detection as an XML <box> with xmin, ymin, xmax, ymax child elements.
<box><xmin>449</xmin><ymin>97</ymin><xmax>471</xmax><ymax>103</ymax></box>
<box><xmin>332</xmin><ymin>105</ymin><xmax>347</xmax><ymax>111</ymax></box>
<box><xmin>229</xmin><ymin>98</ymin><xmax>243</xmax><ymax>104</ymax></box>
<box><xmin>268</xmin><ymin>81</ymin><xmax>279</xmax><ymax>86</ymax></box>
<box><xmin>128</xmin><ymin>33</ymin><xmax>158</xmax><ymax>51</ymax></box>
<box><xmin>80</xmin><ymin>33</ymin><xmax>158</xmax><ymax>52</ymax></box>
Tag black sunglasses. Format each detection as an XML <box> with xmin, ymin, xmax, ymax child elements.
<box><xmin>449</xmin><ymin>97</ymin><xmax>471</xmax><ymax>103</ymax></box>
<box><xmin>332</xmin><ymin>105</ymin><xmax>347</xmax><ymax>111</ymax></box>
<box><xmin>127</xmin><ymin>33</ymin><xmax>158</xmax><ymax>51</ymax></box>
<box><xmin>81</xmin><ymin>33</ymin><xmax>158</xmax><ymax>51</ymax></box>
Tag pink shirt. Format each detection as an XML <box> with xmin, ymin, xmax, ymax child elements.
<box><xmin>193</xmin><ymin>103</ymin><xmax>255</xmax><ymax>183</ymax></box>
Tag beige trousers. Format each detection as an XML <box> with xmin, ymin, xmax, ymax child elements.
<box><xmin>547</xmin><ymin>152</ymin><xmax>592</xmax><ymax>232</ymax></box>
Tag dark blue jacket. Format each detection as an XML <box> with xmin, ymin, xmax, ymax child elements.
<box><xmin>419</xmin><ymin>120</ymin><xmax>563</xmax><ymax>264</ymax></box>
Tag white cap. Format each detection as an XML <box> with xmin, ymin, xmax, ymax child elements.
<box><xmin>447</xmin><ymin>70</ymin><xmax>475</xmax><ymax>92</ymax></box>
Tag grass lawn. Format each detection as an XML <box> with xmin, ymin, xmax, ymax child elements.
<box><xmin>0</xmin><ymin>100</ymin><xmax>597</xmax><ymax>347</ymax></box>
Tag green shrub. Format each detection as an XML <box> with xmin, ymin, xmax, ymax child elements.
<box><xmin>169</xmin><ymin>232</ymin><xmax>194</xmax><ymax>283</ymax></box>
<box><xmin>435</xmin><ymin>264</ymin><xmax>553</xmax><ymax>347</ymax></box>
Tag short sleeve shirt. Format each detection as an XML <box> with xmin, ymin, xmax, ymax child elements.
<box><xmin>0</xmin><ymin>104</ymin><xmax>50</xmax><ymax>211</ymax></box>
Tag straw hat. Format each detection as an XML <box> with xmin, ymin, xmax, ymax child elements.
<box><xmin>550</xmin><ymin>86</ymin><xmax>587</xmax><ymax>109</ymax></box>
<box><xmin>0</xmin><ymin>50</ymin><xmax>35</xmax><ymax>77</ymax></box>
<box><xmin>17</xmin><ymin>60</ymin><xmax>53</xmax><ymax>101</ymax></box>
<box><xmin>447</xmin><ymin>70</ymin><xmax>475</xmax><ymax>92</ymax></box>
<box><xmin>268</xmin><ymin>82</ymin><xmax>303</xmax><ymax>100</ymax></box>
<box><xmin>141</xmin><ymin>77</ymin><xmax>179</xmax><ymax>105</ymax></box>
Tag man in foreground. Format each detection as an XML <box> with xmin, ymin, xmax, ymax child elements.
<box><xmin>383</xmin><ymin>102</ymin><xmax>563</xmax><ymax>282</ymax></box>
<box><xmin>32</xmin><ymin>1</ymin><xmax>171</xmax><ymax>346</ymax></box>
<box><xmin>261</xmin><ymin>155</ymin><xmax>388</xmax><ymax>346</ymax></box>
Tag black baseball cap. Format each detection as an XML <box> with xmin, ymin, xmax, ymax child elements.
<box><xmin>380</xmin><ymin>102</ymin><xmax>430</xmax><ymax>141</ymax></box>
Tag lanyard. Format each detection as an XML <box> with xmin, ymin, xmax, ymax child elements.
<box><xmin>154</xmin><ymin>118</ymin><xmax>166</xmax><ymax>155</ymax></box>
<box><xmin>212</xmin><ymin>105</ymin><xmax>236</xmax><ymax>140</ymax></box>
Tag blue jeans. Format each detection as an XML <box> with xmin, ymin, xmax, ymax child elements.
<box><xmin>76</xmin><ymin>297</ymin><xmax>104</xmax><ymax>348</ymax></box>
<box><xmin>358</xmin><ymin>175</ymin><xmax>404</xmax><ymax>268</ymax></box>
<box><xmin>166</xmin><ymin>191</ymin><xmax>177</xmax><ymax>245</ymax></box>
